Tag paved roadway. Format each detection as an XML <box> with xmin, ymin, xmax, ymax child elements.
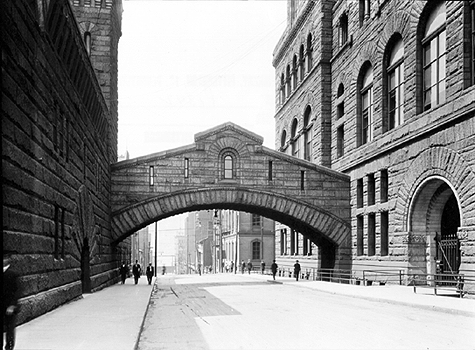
<box><xmin>137</xmin><ymin>274</ymin><xmax>475</xmax><ymax>350</ymax></box>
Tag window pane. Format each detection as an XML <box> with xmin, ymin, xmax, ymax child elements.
<box><xmin>424</xmin><ymin>44</ymin><xmax>432</xmax><ymax>65</ymax></box>
<box><xmin>389</xmin><ymin>71</ymin><xmax>396</xmax><ymax>90</ymax></box>
<box><xmin>439</xmin><ymin>81</ymin><xmax>446</xmax><ymax>104</ymax></box>
<box><xmin>424</xmin><ymin>66</ymin><xmax>432</xmax><ymax>89</ymax></box>
<box><xmin>438</xmin><ymin>54</ymin><xmax>446</xmax><ymax>81</ymax></box>
<box><xmin>439</xmin><ymin>30</ymin><xmax>446</xmax><ymax>54</ymax></box>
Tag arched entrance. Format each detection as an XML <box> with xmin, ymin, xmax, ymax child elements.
<box><xmin>408</xmin><ymin>176</ymin><xmax>461</xmax><ymax>276</ymax></box>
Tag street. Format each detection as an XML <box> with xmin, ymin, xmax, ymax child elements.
<box><xmin>137</xmin><ymin>274</ymin><xmax>475</xmax><ymax>350</ymax></box>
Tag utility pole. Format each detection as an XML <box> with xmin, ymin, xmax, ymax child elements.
<box><xmin>260</xmin><ymin>216</ymin><xmax>264</xmax><ymax>263</ymax></box>
<box><xmin>154</xmin><ymin>222</ymin><xmax>158</xmax><ymax>277</ymax></box>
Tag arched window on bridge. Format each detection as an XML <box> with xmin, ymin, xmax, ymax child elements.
<box><xmin>220</xmin><ymin>148</ymin><xmax>238</xmax><ymax>180</ymax></box>
<box><xmin>224</xmin><ymin>155</ymin><xmax>233</xmax><ymax>179</ymax></box>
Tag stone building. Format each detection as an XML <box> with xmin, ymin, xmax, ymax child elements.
<box><xmin>1</xmin><ymin>0</ymin><xmax>127</xmax><ymax>323</ymax></box>
<box><xmin>220</xmin><ymin>210</ymin><xmax>275</xmax><ymax>272</ymax></box>
<box><xmin>273</xmin><ymin>0</ymin><xmax>475</xmax><ymax>281</ymax></box>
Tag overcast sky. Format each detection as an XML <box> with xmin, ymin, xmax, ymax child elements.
<box><xmin>118</xmin><ymin>0</ymin><xmax>287</xmax><ymax>159</ymax></box>
<box><xmin>117</xmin><ymin>0</ymin><xmax>287</xmax><ymax>251</ymax></box>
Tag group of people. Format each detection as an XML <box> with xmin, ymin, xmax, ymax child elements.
<box><xmin>119</xmin><ymin>260</ymin><xmax>155</xmax><ymax>285</ymax></box>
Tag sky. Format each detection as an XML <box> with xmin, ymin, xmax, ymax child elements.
<box><xmin>117</xmin><ymin>0</ymin><xmax>288</xmax><ymax>253</ymax></box>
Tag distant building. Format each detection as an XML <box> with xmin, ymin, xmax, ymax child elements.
<box><xmin>131</xmin><ymin>226</ymin><xmax>153</xmax><ymax>272</ymax></box>
<box><xmin>221</xmin><ymin>210</ymin><xmax>275</xmax><ymax>272</ymax></box>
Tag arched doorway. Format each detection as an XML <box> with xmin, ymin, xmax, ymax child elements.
<box><xmin>408</xmin><ymin>176</ymin><xmax>461</xmax><ymax>276</ymax></box>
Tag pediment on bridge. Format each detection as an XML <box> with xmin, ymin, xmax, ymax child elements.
<box><xmin>194</xmin><ymin>122</ymin><xmax>264</xmax><ymax>146</ymax></box>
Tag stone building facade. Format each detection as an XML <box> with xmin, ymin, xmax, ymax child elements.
<box><xmin>274</xmin><ymin>0</ymin><xmax>475</xmax><ymax>281</ymax></box>
<box><xmin>1</xmin><ymin>0</ymin><xmax>127</xmax><ymax>323</ymax></box>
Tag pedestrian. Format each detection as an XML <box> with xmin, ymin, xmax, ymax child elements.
<box><xmin>132</xmin><ymin>260</ymin><xmax>141</xmax><ymax>284</ymax></box>
<box><xmin>247</xmin><ymin>259</ymin><xmax>253</xmax><ymax>274</ymax></box>
<box><xmin>198</xmin><ymin>263</ymin><xmax>201</xmax><ymax>276</ymax></box>
<box><xmin>3</xmin><ymin>253</ymin><xmax>21</xmax><ymax>350</ymax></box>
<box><xmin>119</xmin><ymin>261</ymin><xmax>128</xmax><ymax>284</ymax></box>
<box><xmin>294</xmin><ymin>260</ymin><xmax>301</xmax><ymax>281</ymax></box>
<box><xmin>162</xmin><ymin>265</ymin><xmax>166</xmax><ymax>275</ymax></box>
<box><xmin>241</xmin><ymin>260</ymin><xmax>245</xmax><ymax>274</ymax></box>
<box><xmin>145</xmin><ymin>263</ymin><xmax>154</xmax><ymax>285</ymax></box>
<box><xmin>260</xmin><ymin>260</ymin><xmax>265</xmax><ymax>274</ymax></box>
<box><xmin>271</xmin><ymin>260</ymin><xmax>278</xmax><ymax>280</ymax></box>
<box><xmin>230</xmin><ymin>261</ymin><xmax>234</xmax><ymax>273</ymax></box>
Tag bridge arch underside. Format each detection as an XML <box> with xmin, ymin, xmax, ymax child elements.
<box><xmin>111</xmin><ymin>187</ymin><xmax>351</xmax><ymax>270</ymax></box>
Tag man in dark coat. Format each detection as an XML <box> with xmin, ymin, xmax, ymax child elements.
<box><xmin>3</xmin><ymin>254</ymin><xmax>21</xmax><ymax>350</ymax></box>
<box><xmin>271</xmin><ymin>260</ymin><xmax>278</xmax><ymax>280</ymax></box>
<box><xmin>294</xmin><ymin>260</ymin><xmax>301</xmax><ymax>281</ymax></box>
<box><xmin>119</xmin><ymin>261</ymin><xmax>128</xmax><ymax>284</ymax></box>
<box><xmin>145</xmin><ymin>263</ymin><xmax>154</xmax><ymax>285</ymax></box>
<box><xmin>132</xmin><ymin>260</ymin><xmax>141</xmax><ymax>285</ymax></box>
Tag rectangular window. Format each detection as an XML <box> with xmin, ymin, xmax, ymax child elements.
<box><xmin>184</xmin><ymin>158</ymin><xmax>189</xmax><ymax>178</ymax></box>
<box><xmin>367</xmin><ymin>173</ymin><xmax>375</xmax><ymax>206</ymax></box>
<box><xmin>252</xmin><ymin>214</ymin><xmax>261</xmax><ymax>227</ymax></box>
<box><xmin>300</xmin><ymin>170</ymin><xmax>305</xmax><ymax>190</ymax></box>
<box><xmin>380</xmin><ymin>169</ymin><xmax>388</xmax><ymax>203</ymax></box>
<box><xmin>388</xmin><ymin>62</ymin><xmax>405</xmax><ymax>130</ymax></box>
<box><xmin>268</xmin><ymin>160</ymin><xmax>273</xmax><ymax>181</ymax></box>
<box><xmin>368</xmin><ymin>213</ymin><xmax>375</xmax><ymax>256</ymax></box>
<box><xmin>357</xmin><ymin>178</ymin><xmax>363</xmax><ymax>208</ymax></box>
<box><xmin>294</xmin><ymin>231</ymin><xmax>299</xmax><ymax>255</ymax></box>
<box><xmin>280</xmin><ymin>229</ymin><xmax>287</xmax><ymax>255</ymax></box>
<box><xmin>149</xmin><ymin>166</ymin><xmax>154</xmax><ymax>186</ymax></box>
<box><xmin>381</xmin><ymin>211</ymin><xmax>389</xmax><ymax>256</ymax></box>
<box><xmin>337</xmin><ymin>125</ymin><xmax>344</xmax><ymax>158</ymax></box>
<box><xmin>303</xmin><ymin>237</ymin><xmax>308</xmax><ymax>255</ymax></box>
<box><xmin>361</xmin><ymin>87</ymin><xmax>373</xmax><ymax>144</ymax></box>
<box><xmin>337</xmin><ymin>102</ymin><xmax>344</xmax><ymax>119</ymax></box>
<box><xmin>252</xmin><ymin>241</ymin><xmax>260</xmax><ymax>260</ymax></box>
<box><xmin>290</xmin><ymin>229</ymin><xmax>295</xmax><ymax>255</ymax></box>
<box><xmin>423</xmin><ymin>30</ymin><xmax>446</xmax><ymax>111</ymax></box>
<box><xmin>357</xmin><ymin>216</ymin><xmax>364</xmax><ymax>256</ymax></box>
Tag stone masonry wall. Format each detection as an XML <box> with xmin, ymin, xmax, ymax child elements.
<box><xmin>1</xmin><ymin>0</ymin><xmax>128</xmax><ymax>324</ymax></box>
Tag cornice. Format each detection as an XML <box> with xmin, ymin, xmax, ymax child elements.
<box><xmin>273</xmin><ymin>0</ymin><xmax>316</xmax><ymax>67</ymax></box>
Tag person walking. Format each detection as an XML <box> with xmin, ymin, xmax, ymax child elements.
<box><xmin>241</xmin><ymin>260</ymin><xmax>245</xmax><ymax>274</ymax></box>
<box><xmin>132</xmin><ymin>260</ymin><xmax>141</xmax><ymax>285</ymax></box>
<box><xmin>145</xmin><ymin>263</ymin><xmax>154</xmax><ymax>285</ymax></box>
<box><xmin>119</xmin><ymin>261</ymin><xmax>128</xmax><ymax>284</ymax></box>
<box><xmin>247</xmin><ymin>259</ymin><xmax>253</xmax><ymax>274</ymax></box>
<box><xmin>294</xmin><ymin>260</ymin><xmax>301</xmax><ymax>281</ymax></box>
<box><xmin>271</xmin><ymin>260</ymin><xmax>278</xmax><ymax>280</ymax></box>
<box><xmin>260</xmin><ymin>260</ymin><xmax>266</xmax><ymax>274</ymax></box>
<box><xmin>3</xmin><ymin>253</ymin><xmax>21</xmax><ymax>350</ymax></box>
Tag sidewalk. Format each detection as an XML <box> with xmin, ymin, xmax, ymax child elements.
<box><xmin>15</xmin><ymin>277</ymin><xmax>155</xmax><ymax>350</ymax></box>
<box><xmin>245</xmin><ymin>272</ymin><xmax>475</xmax><ymax>317</ymax></box>
<box><xmin>13</xmin><ymin>273</ymin><xmax>475</xmax><ymax>350</ymax></box>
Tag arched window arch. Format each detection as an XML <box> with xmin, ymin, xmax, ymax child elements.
<box><xmin>280</xmin><ymin>130</ymin><xmax>287</xmax><ymax>151</ymax></box>
<box><xmin>286</xmin><ymin>65</ymin><xmax>292</xmax><ymax>96</ymax></box>
<box><xmin>291</xmin><ymin>118</ymin><xmax>300</xmax><ymax>158</ymax></box>
<box><xmin>358</xmin><ymin>64</ymin><xmax>374</xmax><ymax>146</ymax></box>
<box><xmin>303</xmin><ymin>106</ymin><xmax>312</xmax><ymax>161</ymax></box>
<box><xmin>84</xmin><ymin>31</ymin><xmax>91</xmax><ymax>56</ymax></box>
<box><xmin>280</xmin><ymin>73</ymin><xmax>286</xmax><ymax>104</ymax></box>
<box><xmin>422</xmin><ymin>1</ymin><xmax>446</xmax><ymax>111</ymax></box>
<box><xmin>307</xmin><ymin>33</ymin><xmax>313</xmax><ymax>72</ymax></box>
<box><xmin>292</xmin><ymin>55</ymin><xmax>298</xmax><ymax>89</ymax></box>
<box><xmin>299</xmin><ymin>44</ymin><xmax>305</xmax><ymax>80</ymax></box>
<box><xmin>386</xmin><ymin>36</ymin><xmax>405</xmax><ymax>131</ymax></box>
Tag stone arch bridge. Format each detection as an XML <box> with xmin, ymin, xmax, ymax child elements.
<box><xmin>111</xmin><ymin>123</ymin><xmax>351</xmax><ymax>269</ymax></box>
